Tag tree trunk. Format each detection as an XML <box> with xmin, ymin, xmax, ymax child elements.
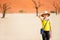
<box><xmin>36</xmin><ymin>7</ymin><xmax>38</xmax><ymax>16</ymax></box>
<box><xmin>2</xmin><ymin>10</ymin><xmax>6</xmax><ymax>18</ymax></box>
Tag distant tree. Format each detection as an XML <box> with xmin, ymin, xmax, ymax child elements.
<box><xmin>0</xmin><ymin>4</ymin><xmax>1</xmax><ymax>8</ymax></box>
<box><xmin>32</xmin><ymin>0</ymin><xmax>41</xmax><ymax>16</ymax></box>
<box><xmin>52</xmin><ymin>0</ymin><xmax>60</xmax><ymax>15</ymax></box>
<box><xmin>58</xmin><ymin>7</ymin><xmax>60</xmax><ymax>13</ymax></box>
<box><xmin>19</xmin><ymin>10</ymin><xmax>25</xmax><ymax>13</ymax></box>
<box><xmin>50</xmin><ymin>11</ymin><xmax>56</xmax><ymax>13</ymax></box>
<box><xmin>0</xmin><ymin>4</ymin><xmax>2</xmax><ymax>12</ymax></box>
<box><xmin>0</xmin><ymin>3</ymin><xmax>10</xmax><ymax>18</ymax></box>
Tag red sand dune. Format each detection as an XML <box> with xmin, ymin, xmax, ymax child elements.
<box><xmin>0</xmin><ymin>0</ymin><xmax>60</xmax><ymax>13</ymax></box>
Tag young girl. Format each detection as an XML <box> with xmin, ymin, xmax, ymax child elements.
<box><xmin>37</xmin><ymin>11</ymin><xmax>52</xmax><ymax>40</ymax></box>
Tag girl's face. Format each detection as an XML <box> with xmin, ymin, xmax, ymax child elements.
<box><xmin>43</xmin><ymin>14</ymin><xmax>49</xmax><ymax>18</ymax></box>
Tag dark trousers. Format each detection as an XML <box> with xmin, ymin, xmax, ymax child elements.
<box><xmin>42</xmin><ymin>31</ymin><xmax>50</xmax><ymax>40</ymax></box>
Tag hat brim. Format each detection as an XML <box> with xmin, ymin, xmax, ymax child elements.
<box><xmin>41</xmin><ymin>13</ymin><xmax>50</xmax><ymax>17</ymax></box>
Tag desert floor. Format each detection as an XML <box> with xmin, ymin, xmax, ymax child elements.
<box><xmin>0</xmin><ymin>13</ymin><xmax>60</xmax><ymax>40</ymax></box>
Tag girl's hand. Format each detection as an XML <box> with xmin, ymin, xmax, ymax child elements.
<box><xmin>50</xmin><ymin>31</ymin><xmax>52</xmax><ymax>38</ymax></box>
<box><xmin>37</xmin><ymin>15</ymin><xmax>43</xmax><ymax>22</ymax></box>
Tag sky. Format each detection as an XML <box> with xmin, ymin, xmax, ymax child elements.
<box><xmin>0</xmin><ymin>0</ymin><xmax>60</xmax><ymax>13</ymax></box>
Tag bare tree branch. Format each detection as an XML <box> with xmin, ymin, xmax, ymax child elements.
<box><xmin>32</xmin><ymin>0</ymin><xmax>37</xmax><ymax>7</ymax></box>
<box><xmin>38</xmin><ymin>0</ymin><xmax>40</xmax><ymax>7</ymax></box>
<box><xmin>0</xmin><ymin>4</ymin><xmax>1</xmax><ymax>8</ymax></box>
<box><xmin>32</xmin><ymin>0</ymin><xmax>41</xmax><ymax>16</ymax></box>
<box><xmin>0</xmin><ymin>4</ymin><xmax>2</xmax><ymax>10</ymax></box>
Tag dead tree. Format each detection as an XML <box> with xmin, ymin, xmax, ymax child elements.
<box><xmin>52</xmin><ymin>0</ymin><xmax>60</xmax><ymax>15</ymax></box>
<box><xmin>19</xmin><ymin>10</ymin><xmax>25</xmax><ymax>13</ymax></box>
<box><xmin>0</xmin><ymin>4</ymin><xmax>2</xmax><ymax>12</ymax></box>
<box><xmin>58</xmin><ymin>7</ymin><xmax>60</xmax><ymax>14</ymax></box>
<box><xmin>0</xmin><ymin>3</ymin><xmax>10</xmax><ymax>18</ymax></box>
<box><xmin>32</xmin><ymin>0</ymin><xmax>41</xmax><ymax>16</ymax></box>
<box><xmin>0</xmin><ymin>4</ymin><xmax>1</xmax><ymax>8</ymax></box>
